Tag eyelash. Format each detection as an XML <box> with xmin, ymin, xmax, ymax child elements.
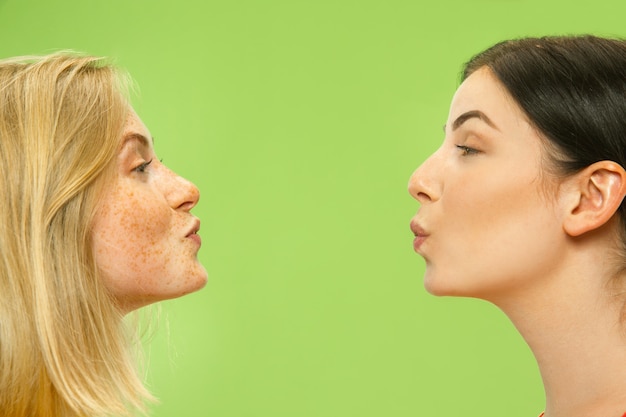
<box><xmin>455</xmin><ymin>145</ymin><xmax>480</xmax><ymax>156</ymax></box>
<box><xmin>134</xmin><ymin>158</ymin><xmax>153</xmax><ymax>173</ymax></box>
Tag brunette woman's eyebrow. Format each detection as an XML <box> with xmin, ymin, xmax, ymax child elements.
<box><xmin>446</xmin><ymin>110</ymin><xmax>499</xmax><ymax>132</ymax></box>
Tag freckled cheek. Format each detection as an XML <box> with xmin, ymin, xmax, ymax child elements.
<box><xmin>117</xmin><ymin>201</ymin><xmax>171</xmax><ymax>246</ymax></box>
<box><xmin>95</xmin><ymin>189</ymin><xmax>174</xmax><ymax>272</ymax></box>
<box><xmin>116</xmin><ymin>199</ymin><xmax>173</xmax><ymax>262</ymax></box>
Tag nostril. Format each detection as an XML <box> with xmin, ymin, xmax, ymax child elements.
<box><xmin>416</xmin><ymin>191</ymin><xmax>432</xmax><ymax>203</ymax></box>
<box><xmin>408</xmin><ymin>165</ymin><xmax>438</xmax><ymax>203</ymax></box>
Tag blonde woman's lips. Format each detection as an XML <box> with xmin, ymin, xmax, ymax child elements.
<box><xmin>186</xmin><ymin>219</ymin><xmax>202</xmax><ymax>246</ymax></box>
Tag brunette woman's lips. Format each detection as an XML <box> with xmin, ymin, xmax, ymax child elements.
<box><xmin>410</xmin><ymin>220</ymin><xmax>429</xmax><ymax>252</ymax></box>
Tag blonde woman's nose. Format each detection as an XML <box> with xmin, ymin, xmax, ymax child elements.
<box><xmin>161</xmin><ymin>165</ymin><xmax>200</xmax><ymax>211</ymax></box>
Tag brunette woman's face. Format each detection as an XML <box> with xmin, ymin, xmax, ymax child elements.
<box><xmin>92</xmin><ymin>111</ymin><xmax>207</xmax><ymax>311</ymax></box>
<box><xmin>408</xmin><ymin>68</ymin><xmax>566</xmax><ymax>301</ymax></box>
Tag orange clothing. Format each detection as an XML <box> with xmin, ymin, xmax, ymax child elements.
<box><xmin>539</xmin><ymin>413</ymin><xmax>626</xmax><ymax>417</ymax></box>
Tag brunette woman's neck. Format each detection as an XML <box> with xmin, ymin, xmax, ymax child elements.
<box><xmin>493</xmin><ymin>255</ymin><xmax>626</xmax><ymax>417</ymax></box>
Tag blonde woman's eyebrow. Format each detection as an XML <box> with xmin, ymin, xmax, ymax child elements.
<box><xmin>121</xmin><ymin>133</ymin><xmax>154</xmax><ymax>148</ymax></box>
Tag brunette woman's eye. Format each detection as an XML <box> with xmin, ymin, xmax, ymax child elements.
<box><xmin>134</xmin><ymin>159</ymin><xmax>153</xmax><ymax>173</ymax></box>
<box><xmin>456</xmin><ymin>145</ymin><xmax>480</xmax><ymax>156</ymax></box>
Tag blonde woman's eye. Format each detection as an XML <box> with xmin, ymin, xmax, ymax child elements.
<box><xmin>455</xmin><ymin>145</ymin><xmax>480</xmax><ymax>156</ymax></box>
<box><xmin>134</xmin><ymin>159</ymin><xmax>153</xmax><ymax>173</ymax></box>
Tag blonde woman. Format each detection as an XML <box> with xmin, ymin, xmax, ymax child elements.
<box><xmin>0</xmin><ymin>53</ymin><xmax>207</xmax><ymax>416</ymax></box>
<box><xmin>409</xmin><ymin>36</ymin><xmax>626</xmax><ymax>417</ymax></box>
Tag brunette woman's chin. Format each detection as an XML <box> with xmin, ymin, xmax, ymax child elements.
<box><xmin>422</xmin><ymin>266</ymin><xmax>458</xmax><ymax>297</ymax></box>
<box><xmin>422</xmin><ymin>266</ymin><xmax>495</xmax><ymax>300</ymax></box>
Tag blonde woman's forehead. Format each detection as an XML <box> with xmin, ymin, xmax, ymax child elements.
<box><xmin>122</xmin><ymin>110</ymin><xmax>153</xmax><ymax>146</ymax></box>
<box><xmin>123</xmin><ymin>110</ymin><xmax>150</xmax><ymax>134</ymax></box>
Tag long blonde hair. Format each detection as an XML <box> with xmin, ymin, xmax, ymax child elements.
<box><xmin>0</xmin><ymin>53</ymin><xmax>153</xmax><ymax>416</ymax></box>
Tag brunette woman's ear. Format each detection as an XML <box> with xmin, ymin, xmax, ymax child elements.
<box><xmin>563</xmin><ymin>161</ymin><xmax>626</xmax><ymax>237</ymax></box>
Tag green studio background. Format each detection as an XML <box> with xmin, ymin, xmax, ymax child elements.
<box><xmin>0</xmin><ymin>1</ymin><xmax>624</xmax><ymax>416</ymax></box>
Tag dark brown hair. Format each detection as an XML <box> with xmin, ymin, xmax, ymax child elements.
<box><xmin>463</xmin><ymin>35</ymin><xmax>626</xmax><ymax>230</ymax></box>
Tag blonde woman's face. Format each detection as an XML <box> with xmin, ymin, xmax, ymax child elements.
<box><xmin>408</xmin><ymin>68</ymin><xmax>566</xmax><ymax>301</ymax></box>
<box><xmin>92</xmin><ymin>111</ymin><xmax>207</xmax><ymax>311</ymax></box>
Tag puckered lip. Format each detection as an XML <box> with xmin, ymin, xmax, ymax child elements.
<box><xmin>186</xmin><ymin>218</ymin><xmax>201</xmax><ymax>237</ymax></box>
<box><xmin>410</xmin><ymin>219</ymin><xmax>429</xmax><ymax>237</ymax></box>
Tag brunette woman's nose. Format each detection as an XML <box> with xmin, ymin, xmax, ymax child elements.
<box><xmin>408</xmin><ymin>153</ymin><xmax>442</xmax><ymax>204</ymax></box>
